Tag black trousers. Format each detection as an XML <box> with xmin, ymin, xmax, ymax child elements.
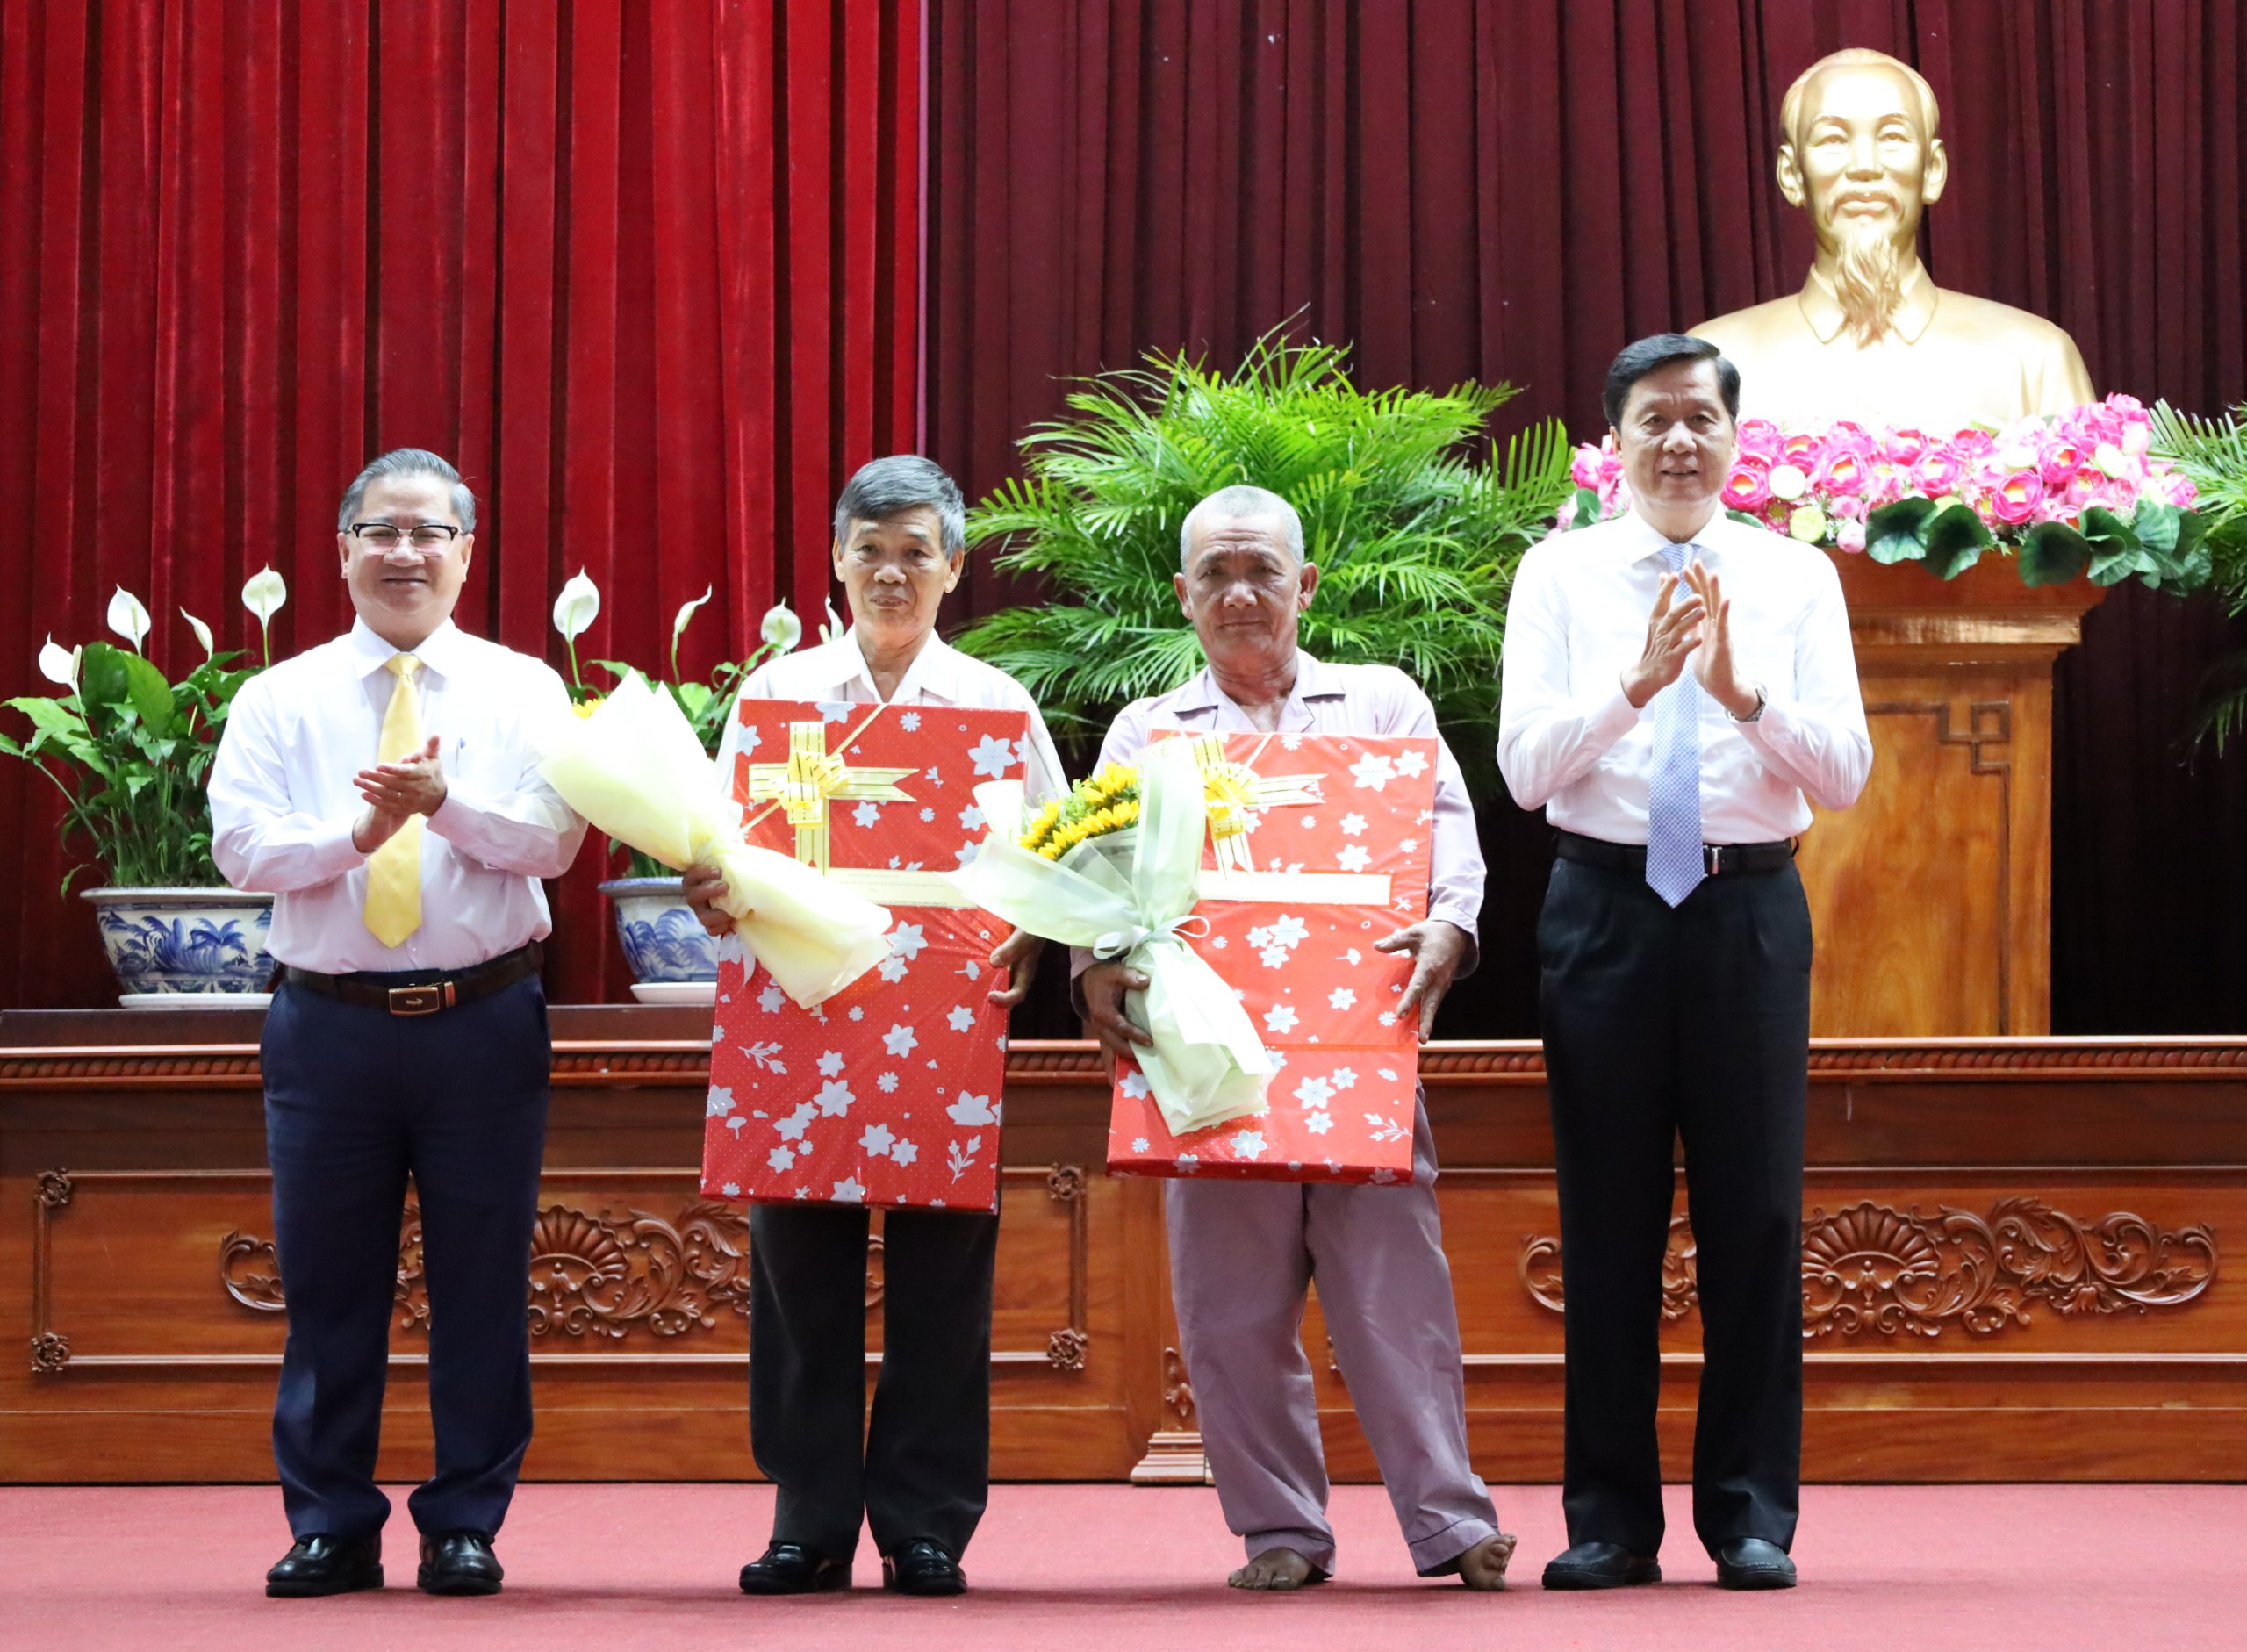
<box><xmin>1537</xmin><ymin>855</ymin><xmax>1810</xmax><ymax>1558</ymax></box>
<box><xmin>262</xmin><ymin>975</ymin><xmax>550</xmax><ymax>1542</ymax></box>
<box><xmin>749</xmin><ymin>1199</ymin><xmax>998</xmax><ymax>1562</ymax></box>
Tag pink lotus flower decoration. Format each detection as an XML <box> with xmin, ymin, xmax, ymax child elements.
<box><xmin>1563</xmin><ymin>396</ymin><xmax>2200</xmax><ymax>582</ymax></box>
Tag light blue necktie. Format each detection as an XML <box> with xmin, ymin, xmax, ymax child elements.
<box><xmin>1645</xmin><ymin>542</ymin><xmax>1705</xmax><ymax>907</ymax></box>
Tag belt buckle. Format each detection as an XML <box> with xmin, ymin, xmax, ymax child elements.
<box><xmin>387</xmin><ymin>983</ymin><xmax>450</xmax><ymax>1016</ymax></box>
<box><xmin>1702</xmin><ymin>844</ymin><xmax>1723</xmax><ymax>877</ymax></box>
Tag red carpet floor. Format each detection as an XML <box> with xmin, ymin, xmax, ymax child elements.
<box><xmin>10</xmin><ymin>1482</ymin><xmax>2244</xmax><ymax>1651</ymax></box>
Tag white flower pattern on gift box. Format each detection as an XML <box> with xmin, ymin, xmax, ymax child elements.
<box><xmin>1263</xmin><ymin>1004</ymin><xmax>1299</xmax><ymax>1034</ymax></box>
<box><xmin>948</xmin><ymin>1137</ymin><xmax>982</xmax><ymax>1181</ymax></box>
<box><xmin>1378</xmin><ymin>1011</ymin><xmax>1397</xmax><ymax>1027</ymax></box>
<box><xmin>1131</xmin><ymin>1138</ymin><xmax>1151</xmax><ymax>1153</ymax></box>
<box><xmin>1329</xmin><ymin>987</ymin><xmax>1356</xmax><ymax>1010</ymax></box>
<box><xmin>947</xmin><ymin>1006</ymin><xmax>974</xmax><ymax>1031</ymax></box>
<box><xmin>1337</xmin><ymin>844</ymin><xmax>1371</xmax><ymax>873</ymax></box>
<box><xmin>832</xmin><ymin>1177</ymin><xmax>865</xmax><ymax>1202</ymax></box>
<box><xmin>817</xmin><ymin>700</ymin><xmax>853</xmax><ymax>723</ymax></box>
<box><xmin>887</xmin><ymin>923</ymin><xmax>926</xmax><ymax>962</ymax></box>
<box><xmin>899</xmin><ymin>711</ymin><xmax>921</xmax><ymax>730</ymax></box>
<box><xmin>891</xmin><ymin>1140</ymin><xmax>920</xmax><ymax>1167</ymax></box>
<box><xmin>739</xmin><ymin>1041</ymin><xmax>786</xmax><ymax>1073</ymax></box>
<box><xmin>707</xmin><ymin>1087</ymin><xmax>736</xmax><ymax>1118</ymax></box>
<box><xmin>877</xmin><ymin>1072</ymin><xmax>900</xmax><ymax>1093</ymax></box>
<box><xmin>758</xmin><ymin>983</ymin><xmax>786</xmax><ymax>1013</ymax></box>
<box><xmin>817</xmin><ymin>1052</ymin><xmax>844</xmax><ymax>1077</ymax></box>
<box><xmin>883</xmin><ymin>1024</ymin><xmax>918</xmax><ymax>1058</ymax></box>
<box><xmin>1231</xmin><ymin>1130</ymin><xmax>1267</xmax><ymax>1160</ymax></box>
<box><xmin>1293</xmin><ymin>1076</ymin><xmax>1333</xmax><ymax>1108</ymax></box>
<box><xmin>959</xmin><ymin>805</ymin><xmax>985</xmax><ymax>831</ymax></box>
<box><xmin>1351</xmin><ymin>753</ymin><xmax>1396</xmax><ymax>790</ymax></box>
<box><xmin>853</xmin><ymin>801</ymin><xmax>880</xmax><ymax>828</ymax></box>
<box><xmin>775</xmin><ymin>1103</ymin><xmax>815</xmax><ymax>1142</ymax></box>
<box><xmin>815</xmin><ymin>1080</ymin><xmax>855</xmax><ymax>1117</ymax></box>
<box><xmin>947</xmin><ymin>1092</ymin><xmax>999</xmax><ymax>1126</ymax></box>
<box><xmin>860</xmin><ymin>1123</ymin><xmax>896</xmax><ymax>1158</ymax></box>
<box><xmin>1305</xmin><ymin>1112</ymin><xmax>1333</xmax><ymax>1135</ymax></box>
<box><xmin>1119</xmin><ymin>1071</ymin><xmax>1150</xmax><ymax>1100</ymax></box>
<box><xmin>878</xmin><ymin>956</ymin><xmax>909</xmax><ymax>983</ymax></box>
<box><xmin>1398</xmin><ymin>838</ymin><xmax>1418</xmax><ymax>856</ymax></box>
<box><xmin>767</xmin><ymin>1146</ymin><xmax>794</xmax><ymax>1172</ymax></box>
<box><xmin>1340</xmin><ymin>813</ymin><xmax>1367</xmax><ymax>836</ymax></box>
<box><xmin>1365</xmin><ymin>1114</ymin><xmax>1407</xmax><ymax>1143</ymax></box>
<box><xmin>1332</xmin><ymin>1067</ymin><xmax>1358</xmax><ymax>1090</ymax></box>
<box><xmin>919</xmin><ymin>807</ymin><xmax>936</xmax><ymax>822</ymax></box>
<box><xmin>969</xmin><ymin>735</ymin><xmax>1015</xmax><ymax>778</ymax></box>
<box><xmin>1394</xmin><ymin>750</ymin><xmax>1429</xmax><ymax>779</ymax></box>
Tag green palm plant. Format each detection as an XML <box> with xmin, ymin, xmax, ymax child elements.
<box><xmin>951</xmin><ymin>328</ymin><xmax>1572</xmax><ymax>788</ymax></box>
<box><xmin>2148</xmin><ymin>402</ymin><xmax>2247</xmax><ymax>754</ymax></box>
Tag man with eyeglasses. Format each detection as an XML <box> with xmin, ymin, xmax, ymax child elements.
<box><xmin>210</xmin><ymin>449</ymin><xmax>586</xmax><ymax>1598</ymax></box>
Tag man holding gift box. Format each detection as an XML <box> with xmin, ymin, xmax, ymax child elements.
<box><xmin>211</xmin><ymin>449</ymin><xmax>586</xmax><ymax>1598</ymax></box>
<box><xmin>685</xmin><ymin>456</ymin><xmax>1064</xmax><ymax>1598</ymax></box>
<box><xmin>1075</xmin><ymin>485</ymin><xmax>1515</xmax><ymax>1593</ymax></box>
<box><xmin>1498</xmin><ymin>335</ymin><xmax>1870</xmax><ymax>1591</ymax></box>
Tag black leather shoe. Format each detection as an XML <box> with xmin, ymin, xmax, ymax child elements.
<box><xmin>265</xmin><ymin>1532</ymin><xmax>384</xmax><ymax>1597</ymax></box>
<box><xmin>739</xmin><ymin>1541</ymin><xmax>851</xmax><ymax>1594</ymax></box>
<box><xmin>1714</xmin><ymin>1537</ymin><xmax>1797</xmax><ymax>1590</ymax></box>
<box><xmin>1542</xmin><ymin>1541</ymin><xmax>1662</xmax><ymax>1590</ymax></box>
<box><xmin>881</xmin><ymin>1539</ymin><xmax>966</xmax><ymax>1596</ymax></box>
<box><xmin>416</xmin><ymin>1530</ymin><xmax>504</xmax><ymax>1596</ymax></box>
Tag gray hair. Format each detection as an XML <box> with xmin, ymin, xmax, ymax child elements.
<box><xmin>833</xmin><ymin>455</ymin><xmax>966</xmax><ymax>557</ymax></box>
<box><xmin>337</xmin><ymin>449</ymin><xmax>477</xmax><ymax>532</ymax></box>
<box><xmin>1179</xmin><ymin>484</ymin><xmax>1304</xmax><ymax>570</ymax></box>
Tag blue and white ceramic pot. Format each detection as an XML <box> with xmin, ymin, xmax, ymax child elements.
<box><xmin>599</xmin><ymin>878</ymin><xmax>720</xmax><ymax>1000</ymax></box>
<box><xmin>82</xmin><ymin>887</ymin><xmax>276</xmax><ymax>1004</ymax></box>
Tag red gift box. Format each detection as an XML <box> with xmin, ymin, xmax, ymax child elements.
<box><xmin>1105</xmin><ymin>731</ymin><xmax>1439</xmax><ymax>1185</ymax></box>
<box><xmin>700</xmin><ymin>700</ymin><xmax>1033</xmax><ymax>1212</ymax></box>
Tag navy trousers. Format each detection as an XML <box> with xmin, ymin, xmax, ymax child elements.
<box><xmin>262</xmin><ymin>973</ymin><xmax>550</xmax><ymax>1541</ymax></box>
<box><xmin>749</xmin><ymin>1199</ymin><xmax>998</xmax><ymax>1562</ymax></box>
<box><xmin>1537</xmin><ymin>856</ymin><xmax>1812</xmax><ymax>1560</ymax></box>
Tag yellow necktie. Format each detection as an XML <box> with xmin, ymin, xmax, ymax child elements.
<box><xmin>363</xmin><ymin>653</ymin><xmax>424</xmax><ymax>946</ymax></box>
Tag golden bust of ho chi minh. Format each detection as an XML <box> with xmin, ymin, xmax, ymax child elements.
<box><xmin>1690</xmin><ymin>47</ymin><xmax>2095</xmax><ymax>428</ymax></box>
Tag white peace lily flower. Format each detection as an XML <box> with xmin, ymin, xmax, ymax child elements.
<box><xmin>672</xmin><ymin>585</ymin><xmax>714</xmax><ymax>643</ymax></box>
<box><xmin>241</xmin><ymin>566</ymin><xmax>288</xmax><ymax>625</ymax></box>
<box><xmin>760</xmin><ymin>602</ymin><xmax>802</xmax><ymax>652</ymax></box>
<box><xmin>106</xmin><ymin>586</ymin><xmax>152</xmax><ymax>652</ymax></box>
<box><xmin>818</xmin><ymin>599</ymin><xmax>845</xmax><ymax>645</ymax></box>
<box><xmin>37</xmin><ymin>636</ymin><xmax>80</xmax><ymax>689</ymax></box>
<box><xmin>551</xmin><ymin>569</ymin><xmax>601</xmax><ymax>640</ymax></box>
<box><xmin>180</xmin><ymin>608</ymin><xmax>215</xmax><ymax>660</ymax></box>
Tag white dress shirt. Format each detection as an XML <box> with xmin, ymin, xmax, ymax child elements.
<box><xmin>716</xmin><ymin>626</ymin><xmax>1068</xmax><ymax>804</ymax></box>
<box><xmin>210</xmin><ymin>618</ymin><xmax>587</xmax><ymax>973</ymax></box>
<box><xmin>1497</xmin><ymin>507</ymin><xmax>1871</xmax><ymax>843</ymax></box>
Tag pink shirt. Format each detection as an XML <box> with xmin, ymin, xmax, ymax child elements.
<box><xmin>1088</xmin><ymin>651</ymin><xmax>1486</xmax><ymax>959</ymax></box>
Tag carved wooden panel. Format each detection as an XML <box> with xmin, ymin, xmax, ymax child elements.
<box><xmin>1515</xmin><ymin>1199</ymin><xmax>2218</xmax><ymax>1336</ymax></box>
<box><xmin>30</xmin><ymin>1166</ymin><xmax>1090</xmax><ymax>1374</ymax></box>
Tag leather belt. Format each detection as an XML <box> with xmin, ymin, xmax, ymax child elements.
<box><xmin>1554</xmin><ymin>830</ymin><xmax>1796</xmax><ymax>877</ymax></box>
<box><xmin>280</xmin><ymin>943</ymin><xmax>542</xmax><ymax>1016</ymax></box>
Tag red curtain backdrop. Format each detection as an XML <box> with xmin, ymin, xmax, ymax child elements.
<box><xmin>926</xmin><ymin>0</ymin><xmax>2247</xmax><ymax>1035</ymax></box>
<box><xmin>0</xmin><ymin>0</ymin><xmax>920</xmax><ymax>1008</ymax></box>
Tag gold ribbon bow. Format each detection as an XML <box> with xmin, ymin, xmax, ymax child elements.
<box><xmin>745</xmin><ymin>720</ymin><xmax>916</xmax><ymax>873</ymax></box>
<box><xmin>1184</xmin><ymin>733</ymin><xmax>1323</xmax><ymax>872</ymax></box>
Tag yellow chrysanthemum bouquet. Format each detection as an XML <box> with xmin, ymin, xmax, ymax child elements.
<box><xmin>951</xmin><ymin>741</ymin><xmax>1271</xmax><ymax>1137</ymax></box>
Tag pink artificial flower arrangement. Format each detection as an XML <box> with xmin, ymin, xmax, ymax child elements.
<box><xmin>1567</xmin><ymin>396</ymin><xmax>2199</xmax><ymax>561</ymax></box>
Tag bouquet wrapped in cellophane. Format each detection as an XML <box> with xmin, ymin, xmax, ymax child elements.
<box><xmin>536</xmin><ymin>671</ymin><xmax>891</xmax><ymax>1007</ymax></box>
<box><xmin>950</xmin><ymin>739</ymin><xmax>1272</xmax><ymax>1135</ymax></box>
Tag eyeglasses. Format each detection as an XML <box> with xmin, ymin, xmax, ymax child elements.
<box><xmin>349</xmin><ymin>522</ymin><xmax>462</xmax><ymax>549</ymax></box>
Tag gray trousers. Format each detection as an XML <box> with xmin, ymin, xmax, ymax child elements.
<box><xmin>1165</xmin><ymin>1095</ymin><xmax>1499</xmax><ymax>1575</ymax></box>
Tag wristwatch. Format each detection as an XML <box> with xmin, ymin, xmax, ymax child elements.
<box><xmin>1727</xmin><ymin>682</ymin><xmax>1767</xmax><ymax>723</ymax></box>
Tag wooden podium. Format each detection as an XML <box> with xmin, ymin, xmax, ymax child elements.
<box><xmin>1798</xmin><ymin>552</ymin><xmax>2103</xmax><ymax>1036</ymax></box>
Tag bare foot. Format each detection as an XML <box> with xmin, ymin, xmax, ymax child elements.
<box><xmin>1453</xmin><ymin>1531</ymin><xmax>1518</xmax><ymax>1591</ymax></box>
<box><xmin>1228</xmin><ymin>1548</ymin><xmax>1323</xmax><ymax>1591</ymax></box>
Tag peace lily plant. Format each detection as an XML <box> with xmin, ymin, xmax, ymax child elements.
<box><xmin>4</xmin><ymin>571</ymin><xmax>286</xmax><ymax>891</ymax></box>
